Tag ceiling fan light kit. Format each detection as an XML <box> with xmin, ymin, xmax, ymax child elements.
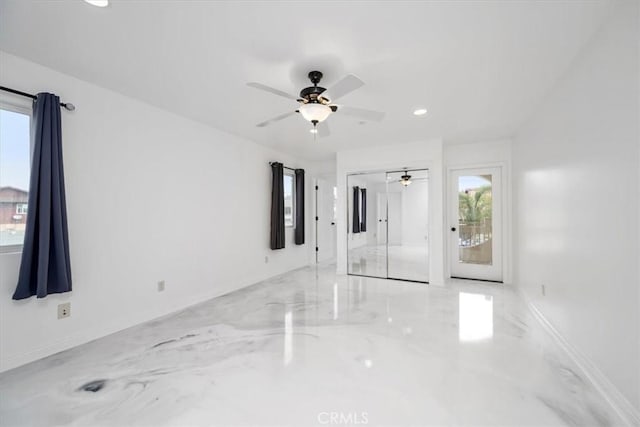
<box><xmin>247</xmin><ymin>70</ymin><xmax>385</xmax><ymax>138</ymax></box>
<box><xmin>299</xmin><ymin>103</ymin><xmax>332</xmax><ymax>124</ymax></box>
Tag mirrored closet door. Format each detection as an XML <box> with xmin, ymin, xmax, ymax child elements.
<box><xmin>347</xmin><ymin>172</ymin><xmax>388</xmax><ymax>279</ymax></box>
<box><xmin>347</xmin><ymin>169</ymin><xmax>429</xmax><ymax>283</ymax></box>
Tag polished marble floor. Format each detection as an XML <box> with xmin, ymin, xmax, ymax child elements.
<box><xmin>348</xmin><ymin>244</ymin><xmax>429</xmax><ymax>282</ymax></box>
<box><xmin>0</xmin><ymin>263</ymin><xmax>620</xmax><ymax>426</ymax></box>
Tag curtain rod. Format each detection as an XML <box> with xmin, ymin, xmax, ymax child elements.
<box><xmin>269</xmin><ymin>161</ymin><xmax>297</xmax><ymax>172</ymax></box>
<box><xmin>0</xmin><ymin>86</ymin><xmax>75</xmax><ymax>111</ymax></box>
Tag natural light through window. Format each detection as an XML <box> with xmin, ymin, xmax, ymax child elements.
<box><xmin>459</xmin><ymin>292</ymin><xmax>494</xmax><ymax>342</ymax></box>
<box><xmin>0</xmin><ymin>107</ymin><xmax>31</xmax><ymax>247</ymax></box>
<box><xmin>284</xmin><ymin>172</ymin><xmax>294</xmax><ymax>227</ymax></box>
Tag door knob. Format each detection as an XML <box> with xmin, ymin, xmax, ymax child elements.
<box><xmin>451</xmin><ymin>227</ymin><xmax>456</xmax><ymax>232</ymax></box>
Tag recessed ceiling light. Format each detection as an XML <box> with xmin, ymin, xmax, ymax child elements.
<box><xmin>413</xmin><ymin>108</ymin><xmax>428</xmax><ymax>116</ymax></box>
<box><xmin>84</xmin><ymin>0</ymin><xmax>109</xmax><ymax>7</ymax></box>
<box><xmin>309</xmin><ymin>128</ymin><xmax>318</xmax><ymax>134</ymax></box>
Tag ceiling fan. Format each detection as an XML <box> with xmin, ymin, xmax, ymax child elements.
<box><xmin>393</xmin><ymin>168</ymin><xmax>429</xmax><ymax>187</ymax></box>
<box><xmin>247</xmin><ymin>71</ymin><xmax>385</xmax><ymax>137</ymax></box>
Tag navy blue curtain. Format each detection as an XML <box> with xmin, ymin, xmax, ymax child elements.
<box><xmin>294</xmin><ymin>169</ymin><xmax>305</xmax><ymax>245</ymax></box>
<box><xmin>360</xmin><ymin>188</ymin><xmax>367</xmax><ymax>232</ymax></box>
<box><xmin>13</xmin><ymin>93</ymin><xmax>72</xmax><ymax>300</ymax></box>
<box><xmin>352</xmin><ymin>186</ymin><xmax>360</xmax><ymax>234</ymax></box>
<box><xmin>270</xmin><ymin>162</ymin><xmax>285</xmax><ymax>250</ymax></box>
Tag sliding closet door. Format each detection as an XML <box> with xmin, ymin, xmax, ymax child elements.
<box><xmin>386</xmin><ymin>170</ymin><xmax>429</xmax><ymax>282</ymax></box>
<box><xmin>347</xmin><ymin>172</ymin><xmax>387</xmax><ymax>278</ymax></box>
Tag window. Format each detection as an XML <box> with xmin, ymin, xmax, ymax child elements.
<box><xmin>0</xmin><ymin>106</ymin><xmax>31</xmax><ymax>248</ymax></box>
<box><xmin>284</xmin><ymin>171</ymin><xmax>295</xmax><ymax>227</ymax></box>
<box><xmin>16</xmin><ymin>204</ymin><xmax>28</xmax><ymax>215</ymax></box>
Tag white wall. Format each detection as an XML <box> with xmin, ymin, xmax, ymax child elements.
<box><xmin>401</xmin><ymin>180</ymin><xmax>429</xmax><ymax>247</ymax></box>
<box><xmin>512</xmin><ymin>1</ymin><xmax>639</xmax><ymax>413</ymax></box>
<box><xmin>336</xmin><ymin>140</ymin><xmax>444</xmax><ymax>284</ymax></box>
<box><xmin>0</xmin><ymin>52</ymin><xmax>318</xmax><ymax>372</ymax></box>
<box><xmin>386</xmin><ymin>192</ymin><xmax>403</xmax><ymax>246</ymax></box>
<box><xmin>363</xmin><ymin>182</ymin><xmax>385</xmax><ymax>246</ymax></box>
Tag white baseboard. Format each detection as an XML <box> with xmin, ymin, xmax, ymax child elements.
<box><xmin>522</xmin><ymin>292</ymin><xmax>640</xmax><ymax>426</ymax></box>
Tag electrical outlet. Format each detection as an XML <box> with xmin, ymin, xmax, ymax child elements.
<box><xmin>157</xmin><ymin>280</ymin><xmax>165</xmax><ymax>292</ymax></box>
<box><xmin>58</xmin><ymin>302</ymin><xmax>71</xmax><ymax>319</ymax></box>
<box><xmin>541</xmin><ymin>284</ymin><xmax>546</xmax><ymax>296</ymax></box>
<box><xmin>265</xmin><ymin>256</ymin><xmax>269</xmax><ymax>263</ymax></box>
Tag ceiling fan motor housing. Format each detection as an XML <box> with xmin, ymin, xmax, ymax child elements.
<box><xmin>299</xmin><ymin>85</ymin><xmax>328</xmax><ymax>103</ymax></box>
<box><xmin>299</xmin><ymin>70</ymin><xmax>331</xmax><ymax>104</ymax></box>
<box><xmin>308</xmin><ymin>70</ymin><xmax>323</xmax><ymax>85</ymax></box>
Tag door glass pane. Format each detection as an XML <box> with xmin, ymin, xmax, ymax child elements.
<box><xmin>386</xmin><ymin>170</ymin><xmax>429</xmax><ymax>282</ymax></box>
<box><xmin>347</xmin><ymin>172</ymin><xmax>387</xmax><ymax>278</ymax></box>
<box><xmin>458</xmin><ymin>175</ymin><xmax>492</xmax><ymax>265</ymax></box>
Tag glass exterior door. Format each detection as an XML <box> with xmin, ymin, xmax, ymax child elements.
<box><xmin>450</xmin><ymin>168</ymin><xmax>502</xmax><ymax>282</ymax></box>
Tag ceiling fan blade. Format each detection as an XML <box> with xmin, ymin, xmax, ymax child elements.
<box><xmin>324</xmin><ymin>74</ymin><xmax>364</xmax><ymax>101</ymax></box>
<box><xmin>247</xmin><ymin>82</ymin><xmax>299</xmax><ymax>101</ymax></box>
<box><xmin>317</xmin><ymin>121</ymin><xmax>330</xmax><ymax>138</ymax></box>
<box><xmin>256</xmin><ymin>111</ymin><xmax>297</xmax><ymax>128</ymax></box>
<box><xmin>338</xmin><ymin>106</ymin><xmax>385</xmax><ymax>122</ymax></box>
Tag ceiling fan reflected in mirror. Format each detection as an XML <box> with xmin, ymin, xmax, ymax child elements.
<box><xmin>392</xmin><ymin>168</ymin><xmax>429</xmax><ymax>187</ymax></box>
<box><xmin>247</xmin><ymin>71</ymin><xmax>385</xmax><ymax>138</ymax></box>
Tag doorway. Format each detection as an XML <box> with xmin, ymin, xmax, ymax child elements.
<box><xmin>449</xmin><ymin>167</ymin><xmax>503</xmax><ymax>282</ymax></box>
<box><xmin>347</xmin><ymin>169</ymin><xmax>429</xmax><ymax>283</ymax></box>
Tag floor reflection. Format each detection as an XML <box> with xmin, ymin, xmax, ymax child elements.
<box><xmin>283</xmin><ymin>310</ymin><xmax>292</xmax><ymax>366</ymax></box>
<box><xmin>348</xmin><ymin>244</ymin><xmax>428</xmax><ymax>282</ymax></box>
<box><xmin>332</xmin><ymin>282</ymin><xmax>338</xmax><ymax>320</ymax></box>
<box><xmin>458</xmin><ymin>292</ymin><xmax>494</xmax><ymax>342</ymax></box>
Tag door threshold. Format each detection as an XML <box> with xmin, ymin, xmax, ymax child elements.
<box><xmin>450</xmin><ymin>276</ymin><xmax>503</xmax><ymax>284</ymax></box>
<box><xmin>348</xmin><ymin>273</ymin><xmax>428</xmax><ymax>284</ymax></box>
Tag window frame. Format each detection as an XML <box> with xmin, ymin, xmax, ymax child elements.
<box><xmin>16</xmin><ymin>204</ymin><xmax>28</xmax><ymax>215</ymax></box>
<box><xmin>0</xmin><ymin>101</ymin><xmax>33</xmax><ymax>254</ymax></box>
<box><xmin>283</xmin><ymin>169</ymin><xmax>296</xmax><ymax>228</ymax></box>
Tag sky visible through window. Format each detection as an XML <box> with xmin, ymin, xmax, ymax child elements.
<box><xmin>458</xmin><ymin>175</ymin><xmax>491</xmax><ymax>192</ymax></box>
<box><xmin>1</xmin><ymin>109</ymin><xmax>30</xmax><ymax>191</ymax></box>
<box><xmin>0</xmin><ymin>108</ymin><xmax>30</xmax><ymax>246</ymax></box>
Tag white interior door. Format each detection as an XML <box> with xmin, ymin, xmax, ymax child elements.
<box><xmin>450</xmin><ymin>167</ymin><xmax>502</xmax><ymax>282</ymax></box>
<box><xmin>376</xmin><ymin>192</ymin><xmax>387</xmax><ymax>245</ymax></box>
<box><xmin>316</xmin><ymin>179</ymin><xmax>336</xmax><ymax>263</ymax></box>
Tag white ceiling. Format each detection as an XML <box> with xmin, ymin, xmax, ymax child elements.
<box><xmin>0</xmin><ymin>1</ymin><xmax>612</xmax><ymax>160</ymax></box>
